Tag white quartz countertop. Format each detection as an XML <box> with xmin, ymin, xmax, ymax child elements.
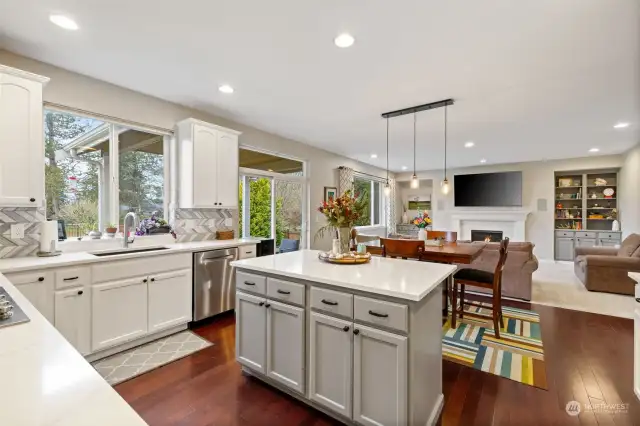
<box><xmin>231</xmin><ymin>250</ymin><xmax>457</xmax><ymax>301</ymax></box>
<box><xmin>0</xmin><ymin>273</ymin><xmax>147</xmax><ymax>426</ymax></box>
<box><xmin>0</xmin><ymin>238</ymin><xmax>260</xmax><ymax>273</ymax></box>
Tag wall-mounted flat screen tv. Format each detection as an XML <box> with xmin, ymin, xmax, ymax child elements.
<box><xmin>454</xmin><ymin>171</ymin><xmax>522</xmax><ymax>207</ymax></box>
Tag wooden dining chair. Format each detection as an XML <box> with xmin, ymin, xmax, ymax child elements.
<box><xmin>380</xmin><ymin>238</ymin><xmax>425</xmax><ymax>260</ymax></box>
<box><xmin>451</xmin><ymin>237</ymin><xmax>510</xmax><ymax>338</ymax></box>
<box><xmin>426</xmin><ymin>230</ymin><xmax>458</xmax><ymax>242</ymax></box>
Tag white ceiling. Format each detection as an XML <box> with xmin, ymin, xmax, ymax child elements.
<box><xmin>0</xmin><ymin>0</ymin><xmax>638</xmax><ymax>171</ymax></box>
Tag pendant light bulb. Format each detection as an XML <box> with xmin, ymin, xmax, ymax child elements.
<box><xmin>411</xmin><ymin>174</ymin><xmax>420</xmax><ymax>189</ymax></box>
<box><xmin>441</xmin><ymin>177</ymin><xmax>450</xmax><ymax>195</ymax></box>
<box><xmin>383</xmin><ymin>182</ymin><xmax>391</xmax><ymax>197</ymax></box>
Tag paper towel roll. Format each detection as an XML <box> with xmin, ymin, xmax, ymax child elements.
<box><xmin>40</xmin><ymin>220</ymin><xmax>58</xmax><ymax>253</ymax></box>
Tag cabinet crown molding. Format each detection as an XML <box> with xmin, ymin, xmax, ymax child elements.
<box><xmin>0</xmin><ymin>64</ymin><xmax>50</xmax><ymax>84</ymax></box>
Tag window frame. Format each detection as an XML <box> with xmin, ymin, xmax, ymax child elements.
<box><xmin>353</xmin><ymin>174</ymin><xmax>386</xmax><ymax>228</ymax></box>
<box><xmin>43</xmin><ymin>105</ymin><xmax>171</xmax><ymax>233</ymax></box>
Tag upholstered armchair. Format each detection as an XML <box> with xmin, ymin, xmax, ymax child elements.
<box><xmin>574</xmin><ymin>234</ymin><xmax>640</xmax><ymax>295</ymax></box>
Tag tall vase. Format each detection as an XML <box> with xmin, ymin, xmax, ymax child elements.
<box><xmin>418</xmin><ymin>228</ymin><xmax>426</xmax><ymax>241</ymax></box>
<box><xmin>338</xmin><ymin>227</ymin><xmax>351</xmax><ymax>254</ymax></box>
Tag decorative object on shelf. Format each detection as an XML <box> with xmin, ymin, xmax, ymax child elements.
<box><xmin>558</xmin><ymin>178</ymin><xmax>573</xmax><ymax>187</ymax></box>
<box><xmin>136</xmin><ymin>212</ymin><xmax>170</xmax><ymax>236</ymax></box>
<box><xmin>216</xmin><ymin>230</ymin><xmax>234</xmax><ymax>240</ymax></box>
<box><xmin>105</xmin><ymin>223</ymin><xmax>117</xmax><ymax>238</ymax></box>
<box><xmin>612</xmin><ymin>219</ymin><xmax>620</xmax><ymax>231</ymax></box>
<box><xmin>88</xmin><ymin>230</ymin><xmax>102</xmax><ymax>240</ymax></box>
<box><xmin>588</xmin><ymin>214</ymin><xmax>604</xmax><ymax>219</ymax></box>
<box><xmin>318</xmin><ymin>251</ymin><xmax>371</xmax><ymax>264</ymax></box>
<box><xmin>576</xmin><ymin>222</ymin><xmax>582</xmax><ymax>230</ymax></box>
<box><xmin>593</xmin><ymin>177</ymin><xmax>607</xmax><ymax>186</ymax></box>
<box><xmin>316</xmin><ymin>189</ymin><xmax>367</xmax><ymax>254</ymax></box>
<box><xmin>412</xmin><ymin>210</ymin><xmax>432</xmax><ymax>240</ymax></box>
<box><xmin>556</xmin><ymin>202</ymin><xmax>563</xmax><ymax>209</ymax></box>
<box><xmin>590</xmin><ymin>192</ymin><xmax>598</xmax><ymax>199</ymax></box>
<box><xmin>323</xmin><ymin>186</ymin><xmax>337</xmax><ymax>202</ymax></box>
<box><xmin>603</xmin><ymin>187</ymin><xmax>615</xmax><ymax>199</ymax></box>
<box><xmin>605</xmin><ymin>208</ymin><xmax>618</xmax><ymax>220</ymax></box>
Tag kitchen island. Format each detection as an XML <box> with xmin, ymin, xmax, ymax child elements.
<box><xmin>231</xmin><ymin>250</ymin><xmax>457</xmax><ymax>426</ymax></box>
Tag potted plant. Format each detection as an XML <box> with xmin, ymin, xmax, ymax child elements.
<box><xmin>105</xmin><ymin>223</ymin><xmax>118</xmax><ymax>236</ymax></box>
<box><xmin>136</xmin><ymin>212</ymin><xmax>171</xmax><ymax>236</ymax></box>
<box><xmin>412</xmin><ymin>210</ymin><xmax>432</xmax><ymax>240</ymax></box>
<box><xmin>315</xmin><ymin>190</ymin><xmax>366</xmax><ymax>254</ymax></box>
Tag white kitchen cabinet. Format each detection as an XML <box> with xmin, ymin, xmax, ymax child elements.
<box><xmin>308</xmin><ymin>311</ymin><xmax>353</xmax><ymax>419</ymax></box>
<box><xmin>176</xmin><ymin>118</ymin><xmax>240</xmax><ymax>209</ymax></box>
<box><xmin>54</xmin><ymin>286</ymin><xmax>91</xmax><ymax>355</ymax></box>
<box><xmin>236</xmin><ymin>291</ymin><xmax>267</xmax><ymax>373</ymax></box>
<box><xmin>0</xmin><ymin>65</ymin><xmax>49</xmax><ymax>207</ymax></box>
<box><xmin>92</xmin><ymin>277</ymin><xmax>148</xmax><ymax>352</ymax></box>
<box><xmin>148</xmin><ymin>268</ymin><xmax>192</xmax><ymax>333</ymax></box>
<box><xmin>353</xmin><ymin>324</ymin><xmax>408</xmax><ymax>426</ymax></box>
<box><xmin>266</xmin><ymin>300</ymin><xmax>305</xmax><ymax>393</ymax></box>
<box><xmin>6</xmin><ymin>270</ymin><xmax>54</xmax><ymax>323</ymax></box>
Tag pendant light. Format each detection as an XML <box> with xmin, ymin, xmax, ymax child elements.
<box><xmin>383</xmin><ymin>117</ymin><xmax>391</xmax><ymax>196</ymax></box>
<box><xmin>410</xmin><ymin>112</ymin><xmax>420</xmax><ymax>189</ymax></box>
<box><xmin>440</xmin><ymin>105</ymin><xmax>450</xmax><ymax>195</ymax></box>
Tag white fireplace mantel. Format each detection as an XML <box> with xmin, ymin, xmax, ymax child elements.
<box><xmin>450</xmin><ymin>210</ymin><xmax>531</xmax><ymax>242</ymax></box>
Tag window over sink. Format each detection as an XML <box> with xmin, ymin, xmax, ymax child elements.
<box><xmin>43</xmin><ymin>108</ymin><xmax>169</xmax><ymax>238</ymax></box>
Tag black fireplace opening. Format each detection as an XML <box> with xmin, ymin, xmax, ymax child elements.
<box><xmin>471</xmin><ymin>230</ymin><xmax>503</xmax><ymax>242</ymax></box>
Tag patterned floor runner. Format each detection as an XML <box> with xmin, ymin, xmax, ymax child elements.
<box><xmin>443</xmin><ymin>303</ymin><xmax>548</xmax><ymax>389</ymax></box>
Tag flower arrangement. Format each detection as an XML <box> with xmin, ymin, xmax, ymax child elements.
<box><xmin>136</xmin><ymin>211</ymin><xmax>170</xmax><ymax>236</ymax></box>
<box><xmin>315</xmin><ymin>190</ymin><xmax>367</xmax><ymax>241</ymax></box>
<box><xmin>412</xmin><ymin>210</ymin><xmax>432</xmax><ymax>229</ymax></box>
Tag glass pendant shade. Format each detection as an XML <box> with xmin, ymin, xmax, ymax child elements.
<box><xmin>410</xmin><ymin>174</ymin><xmax>420</xmax><ymax>189</ymax></box>
<box><xmin>441</xmin><ymin>178</ymin><xmax>450</xmax><ymax>195</ymax></box>
<box><xmin>383</xmin><ymin>182</ymin><xmax>391</xmax><ymax>197</ymax></box>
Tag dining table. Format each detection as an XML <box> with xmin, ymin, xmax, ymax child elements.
<box><xmin>363</xmin><ymin>240</ymin><xmax>484</xmax><ymax>316</ymax></box>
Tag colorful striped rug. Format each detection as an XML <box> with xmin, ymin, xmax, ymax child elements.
<box><xmin>442</xmin><ymin>303</ymin><xmax>548</xmax><ymax>389</ymax></box>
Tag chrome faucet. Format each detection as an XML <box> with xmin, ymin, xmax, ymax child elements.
<box><xmin>123</xmin><ymin>212</ymin><xmax>138</xmax><ymax>249</ymax></box>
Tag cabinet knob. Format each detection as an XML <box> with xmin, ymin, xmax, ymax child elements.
<box><xmin>265</xmin><ymin>303</ymin><xmax>271</xmax><ymax>308</ymax></box>
<box><xmin>343</xmin><ymin>326</ymin><xmax>350</xmax><ymax>332</ymax></box>
<box><xmin>353</xmin><ymin>329</ymin><xmax>360</xmax><ymax>335</ymax></box>
<box><xmin>77</xmin><ymin>290</ymin><xmax>84</xmax><ymax>295</ymax></box>
<box><xmin>38</xmin><ymin>277</ymin><xmax>44</xmax><ymax>282</ymax></box>
<box><xmin>259</xmin><ymin>301</ymin><xmax>265</xmax><ymax>306</ymax></box>
<box><xmin>143</xmin><ymin>278</ymin><xmax>148</xmax><ymax>283</ymax></box>
<box><xmin>150</xmin><ymin>278</ymin><xmax>155</xmax><ymax>282</ymax></box>
<box><xmin>29</xmin><ymin>198</ymin><xmax>35</xmax><ymax>202</ymax></box>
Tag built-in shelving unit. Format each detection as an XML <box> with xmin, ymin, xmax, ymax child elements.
<box><xmin>553</xmin><ymin>169</ymin><xmax>621</xmax><ymax>261</ymax></box>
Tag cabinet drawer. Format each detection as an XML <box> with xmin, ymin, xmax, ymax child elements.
<box><xmin>236</xmin><ymin>271</ymin><xmax>266</xmax><ymax>294</ymax></box>
<box><xmin>267</xmin><ymin>278</ymin><xmax>305</xmax><ymax>306</ymax></box>
<box><xmin>239</xmin><ymin>245</ymin><xmax>257</xmax><ymax>259</ymax></box>
<box><xmin>597</xmin><ymin>232</ymin><xmax>620</xmax><ymax>241</ymax></box>
<box><xmin>354</xmin><ymin>296</ymin><xmax>408</xmax><ymax>333</ymax></box>
<box><xmin>55</xmin><ymin>266</ymin><xmax>91</xmax><ymax>290</ymax></box>
<box><xmin>310</xmin><ymin>287</ymin><xmax>353</xmax><ymax>319</ymax></box>
<box><xmin>576</xmin><ymin>231</ymin><xmax>596</xmax><ymax>239</ymax></box>
<box><xmin>555</xmin><ymin>230</ymin><xmax>575</xmax><ymax>238</ymax></box>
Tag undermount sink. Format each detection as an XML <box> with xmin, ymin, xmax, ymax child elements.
<box><xmin>90</xmin><ymin>247</ymin><xmax>170</xmax><ymax>257</ymax></box>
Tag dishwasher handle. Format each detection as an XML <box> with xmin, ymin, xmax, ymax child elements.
<box><xmin>202</xmin><ymin>255</ymin><xmax>235</xmax><ymax>262</ymax></box>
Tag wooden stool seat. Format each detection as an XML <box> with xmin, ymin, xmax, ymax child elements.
<box><xmin>451</xmin><ymin>237</ymin><xmax>510</xmax><ymax>339</ymax></box>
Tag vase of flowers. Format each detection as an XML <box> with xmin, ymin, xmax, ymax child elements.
<box><xmin>316</xmin><ymin>190</ymin><xmax>367</xmax><ymax>254</ymax></box>
<box><xmin>413</xmin><ymin>210</ymin><xmax>432</xmax><ymax>240</ymax></box>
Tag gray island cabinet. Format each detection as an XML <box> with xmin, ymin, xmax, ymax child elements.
<box><xmin>231</xmin><ymin>250</ymin><xmax>457</xmax><ymax>426</ymax></box>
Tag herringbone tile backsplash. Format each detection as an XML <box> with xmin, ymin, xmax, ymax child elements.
<box><xmin>173</xmin><ymin>208</ymin><xmax>237</xmax><ymax>242</ymax></box>
<box><xmin>0</xmin><ymin>207</ymin><xmax>44</xmax><ymax>258</ymax></box>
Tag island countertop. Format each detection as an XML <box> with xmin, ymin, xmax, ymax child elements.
<box><xmin>231</xmin><ymin>249</ymin><xmax>457</xmax><ymax>301</ymax></box>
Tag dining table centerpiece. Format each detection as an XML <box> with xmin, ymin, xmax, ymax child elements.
<box><xmin>316</xmin><ymin>189</ymin><xmax>367</xmax><ymax>254</ymax></box>
<box><xmin>413</xmin><ymin>210</ymin><xmax>433</xmax><ymax>240</ymax></box>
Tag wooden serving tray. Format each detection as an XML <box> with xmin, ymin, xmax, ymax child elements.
<box><xmin>318</xmin><ymin>252</ymin><xmax>371</xmax><ymax>265</ymax></box>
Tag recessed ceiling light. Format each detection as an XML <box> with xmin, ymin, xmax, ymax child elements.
<box><xmin>464</xmin><ymin>141</ymin><xmax>475</xmax><ymax>148</ymax></box>
<box><xmin>370</xmin><ymin>154</ymin><xmax>377</xmax><ymax>159</ymax></box>
<box><xmin>218</xmin><ymin>85</ymin><xmax>234</xmax><ymax>94</ymax></box>
<box><xmin>334</xmin><ymin>33</ymin><xmax>355</xmax><ymax>48</ymax></box>
<box><xmin>401</xmin><ymin>166</ymin><xmax>408</xmax><ymax>170</ymax></box>
<box><xmin>480</xmin><ymin>158</ymin><xmax>487</xmax><ymax>164</ymax></box>
<box><xmin>613</xmin><ymin>122</ymin><xmax>629</xmax><ymax>129</ymax></box>
<box><xmin>49</xmin><ymin>14</ymin><xmax>79</xmax><ymax>30</ymax></box>
<box><xmin>589</xmin><ymin>148</ymin><xmax>600</xmax><ymax>153</ymax></box>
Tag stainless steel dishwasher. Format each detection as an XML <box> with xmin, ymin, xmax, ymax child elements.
<box><xmin>193</xmin><ymin>248</ymin><xmax>238</xmax><ymax>321</ymax></box>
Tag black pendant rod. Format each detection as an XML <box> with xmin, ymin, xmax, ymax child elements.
<box><xmin>386</xmin><ymin>117</ymin><xmax>389</xmax><ymax>183</ymax></box>
<box><xmin>381</xmin><ymin>98</ymin><xmax>454</xmax><ymax>119</ymax></box>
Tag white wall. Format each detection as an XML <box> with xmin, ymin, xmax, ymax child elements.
<box><xmin>0</xmin><ymin>50</ymin><xmax>391</xmax><ymax>251</ymax></box>
<box><xmin>395</xmin><ymin>180</ymin><xmax>433</xmax><ymax>223</ymax></box>
<box><xmin>619</xmin><ymin>144</ymin><xmax>640</xmax><ymax>238</ymax></box>
<box><xmin>396</xmin><ymin>155</ymin><xmax>625</xmax><ymax>260</ymax></box>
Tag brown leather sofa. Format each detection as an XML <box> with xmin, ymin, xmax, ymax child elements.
<box><xmin>455</xmin><ymin>242</ymin><xmax>538</xmax><ymax>301</ymax></box>
<box><xmin>574</xmin><ymin>234</ymin><xmax>640</xmax><ymax>295</ymax></box>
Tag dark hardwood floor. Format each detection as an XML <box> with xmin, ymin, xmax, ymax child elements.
<box><xmin>115</xmin><ymin>301</ymin><xmax>640</xmax><ymax>426</ymax></box>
